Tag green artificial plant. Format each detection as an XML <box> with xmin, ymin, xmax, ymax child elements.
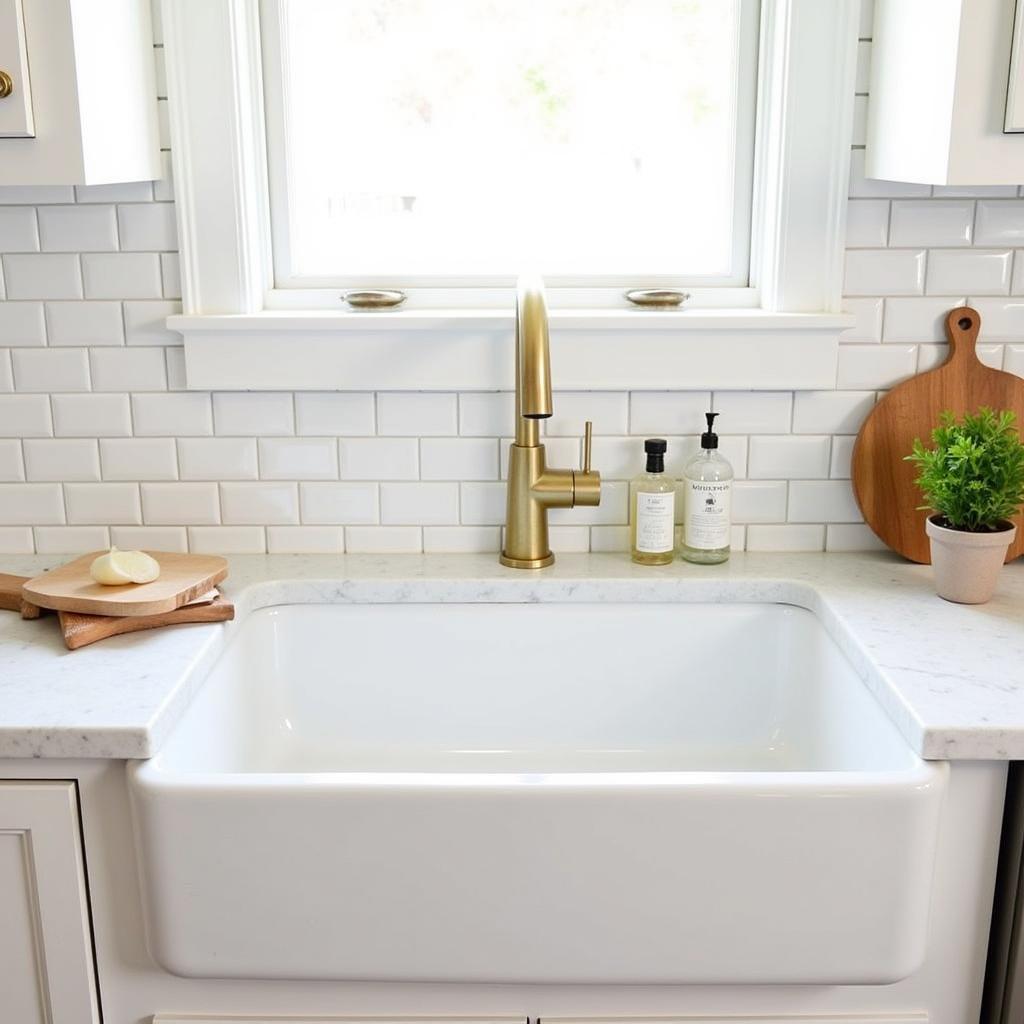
<box><xmin>906</xmin><ymin>407</ymin><xmax>1024</xmax><ymax>532</ymax></box>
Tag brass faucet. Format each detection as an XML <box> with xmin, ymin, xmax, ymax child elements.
<box><xmin>500</xmin><ymin>276</ymin><xmax>601</xmax><ymax>568</ymax></box>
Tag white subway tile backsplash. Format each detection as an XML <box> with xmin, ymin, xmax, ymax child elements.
<box><xmin>0</xmin><ymin>483</ymin><xmax>64</xmax><ymax>524</ymax></box>
<box><xmin>845</xmin><ymin>200</ymin><xmax>889</xmax><ymax>247</ymax></box>
<box><xmin>0</xmin><ymin>394</ymin><xmax>52</xmax><ymax>436</ymax></box>
<box><xmin>829</xmin><ymin>436</ymin><xmax>856</xmax><ymax>478</ymax></box>
<box><xmin>746</xmin><ymin>524</ymin><xmax>825</xmax><ymax>552</ymax></box>
<box><xmin>100</xmin><ymin>438</ymin><xmax>178</xmax><ymax>481</ymax></box>
<box><xmin>345</xmin><ymin>526</ymin><xmax>422</xmax><ymax>553</ymax></box>
<box><xmin>12</xmin><ymin>349</ymin><xmax>90</xmax><ymax>392</ymax></box>
<box><xmin>267</xmin><ymin>525</ymin><xmax>344</xmax><ymax>554</ymax></box>
<box><xmin>2</xmin><ymin>254</ymin><xmax>82</xmax><ymax>299</ymax></box>
<box><xmin>837</xmin><ymin>344</ymin><xmax>917</xmax><ymax>389</ymax></box>
<box><xmin>110</xmin><ymin>525</ymin><xmax>188</xmax><ymax>552</ymax></box>
<box><xmin>789</xmin><ymin>480</ymin><xmax>861</xmax><ymax>523</ymax></box>
<box><xmin>52</xmin><ymin>394</ymin><xmax>131</xmax><ymax>437</ymax></box>
<box><xmin>75</xmin><ymin>182</ymin><xmax>152</xmax><ymax>203</ymax></box>
<box><xmin>888</xmin><ymin>200</ymin><xmax>973</xmax><ymax>247</ymax></box>
<box><xmin>339</xmin><ymin>438</ymin><xmax>418</xmax><ymax>480</ymax></box>
<box><xmin>0</xmin><ymin>439</ymin><xmax>24</xmax><ymax>480</ymax></box>
<box><xmin>1006</xmin><ymin>345</ymin><xmax>1024</xmax><ymax>376</ymax></box>
<box><xmin>46</xmin><ymin>301</ymin><xmax>124</xmax><ymax>346</ymax></box>
<box><xmin>141</xmin><ymin>482</ymin><xmax>219</xmax><ymax>524</ymax></box>
<box><xmin>460</xmin><ymin>481</ymin><xmax>506</xmax><ymax>525</ymax></box>
<box><xmin>165</xmin><ymin>348</ymin><xmax>186</xmax><ymax>390</ymax></box>
<box><xmin>420</xmin><ymin>438</ymin><xmax>498</xmax><ymax>481</ymax></box>
<box><xmin>748</xmin><ymin>436</ymin><xmax>829</xmax><ymax>479</ymax></box>
<box><xmin>258</xmin><ymin>437</ymin><xmax>338</xmax><ymax>480</ymax></box>
<box><xmin>590</xmin><ymin>525</ymin><xmax>630</xmax><ymax>552</ymax></box>
<box><xmin>0</xmin><ymin>186</ymin><xmax>75</xmax><ymax>205</ymax></box>
<box><xmin>0</xmin><ymin>301</ymin><xmax>46</xmax><ymax>345</ymax></box>
<box><xmin>883</xmin><ymin>296</ymin><xmax>965</xmax><ymax>342</ymax></box>
<box><xmin>90</xmin><ymin>347</ymin><xmax>167</xmax><ymax>391</ymax></box>
<box><xmin>0</xmin><ymin>525</ymin><xmax>34</xmax><ymax>552</ymax></box>
<box><xmin>213</xmin><ymin>392</ymin><xmax>294</xmax><ymax>436</ymax></box>
<box><xmin>589</xmin><ymin>436</ymin><xmax>645</xmax><ymax>481</ymax></box>
<box><xmin>731</xmin><ymin>481</ymin><xmax>788</xmax><ymax>523</ymax></box>
<box><xmin>380</xmin><ymin>482</ymin><xmax>458</xmax><ymax>525</ymax></box>
<box><xmin>458</xmin><ymin>392</ymin><xmax>514</xmax><ymax>436</ymax></box>
<box><xmin>546</xmin><ymin>392</ymin><xmax>628</xmax><ymax>436</ymax></box>
<box><xmin>826</xmin><ymin>523</ymin><xmax>887</xmax><ymax>551</ymax></box>
<box><xmin>187</xmin><ymin>525</ymin><xmax>266</xmax><ymax>553</ymax></box>
<box><xmin>33</xmin><ymin>525</ymin><xmax>109</xmax><ymax>553</ymax></box>
<box><xmin>975</xmin><ymin>201</ymin><xmax>1024</xmax><ymax>246</ymax></box>
<box><xmin>629</xmin><ymin>391</ymin><xmax>711</xmax><ymax>435</ymax></box>
<box><xmin>64</xmin><ymin>482</ymin><xmax>141</xmax><ymax>524</ymax></box>
<box><xmin>220</xmin><ymin>482</ymin><xmax>298</xmax><ymax>524</ymax></box>
<box><xmin>82</xmin><ymin>254</ymin><xmax>162</xmax><ymax>299</ymax></box>
<box><xmin>0</xmin><ymin>349</ymin><xmax>10</xmax><ymax>391</ymax></box>
<box><xmin>37</xmin><ymin>205</ymin><xmax>118</xmax><ymax>252</ymax></box>
<box><xmin>132</xmin><ymin>393</ymin><xmax>212</xmax><ymax>436</ymax></box>
<box><xmin>966</xmin><ymin>299</ymin><xmax>1024</xmax><ymax>340</ymax></box>
<box><xmin>377</xmin><ymin>393</ymin><xmax>457</xmax><ymax>436</ymax></box>
<box><xmin>548</xmin><ymin>526</ymin><xmax>591</xmax><ymax>553</ymax></box>
<box><xmin>844</xmin><ymin>249</ymin><xmax>925</xmax><ymax>295</ymax></box>
<box><xmin>423</xmin><ymin>526</ymin><xmax>501</xmax><ymax>553</ymax></box>
<box><xmin>123</xmin><ymin>300</ymin><xmax>182</xmax><ymax>345</ymax></box>
<box><xmin>792</xmin><ymin>391</ymin><xmax>874</xmax><ymax>434</ymax></box>
<box><xmin>300</xmin><ymin>482</ymin><xmax>378</xmax><ymax>524</ymax></box>
<box><xmin>915</xmin><ymin>343</ymin><xmax>1001</xmax><ymax>372</ymax></box>
<box><xmin>160</xmin><ymin>253</ymin><xmax>181</xmax><ymax>298</ymax></box>
<box><xmin>177</xmin><ymin>437</ymin><xmax>257</xmax><ymax>480</ymax></box>
<box><xmin>295</xmin><ymin>393</ymin><xmax>375</xmax><ymax>435</ymax></box>
<box><xmin>23</xmin><ymin>439</ymin><xmax>100</xmax><ymax>481</ymax></box>
<box><xmin>711</xmin><ymin>392</ymin><xmax>792</xmax><ymax>433</ymax></box>
<box><xmin>117</xmin><ymin>204</ymin><xmax>178</xmax><ymax>251</ymax></box>
<box><xmin>933</xmin><ymin>184</ymin><xmax>1018</xmax><ymax>198</ymax></box>
<box><xmin>841</xmin><ymin>297</ymin><xmax>884</xmax><ymax>342</ymax></box>
<box><xmin>927</xmin><ymin>250</ymin><xmax>1011</xmax><ymax>295</ymax></box>
<box><xmin>0</xmin><ymin>208</ymin><xmax>39</xmax><ymax>251</ymax></box>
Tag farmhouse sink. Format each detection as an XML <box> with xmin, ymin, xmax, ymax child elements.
<box><xmin>129</xmin><ymin>600</ymin><xmax>945</xmax><ymax>984</ymax></box>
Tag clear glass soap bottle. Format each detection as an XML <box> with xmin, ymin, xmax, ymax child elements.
<box><xmin>630</xmin><ymin>439</ymin><xmax>676</xmax><ymax>565</ymax></box>
<box><xmin>681</xmin><ymin>412</ymin><xmax>733</xmax><ymax>564</ymax></box>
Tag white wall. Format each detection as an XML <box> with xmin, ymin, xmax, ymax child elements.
<box><xmin>0</xmin><ymin>1</ymin><xmax>1023</xmax><ymax>556</ymax></box>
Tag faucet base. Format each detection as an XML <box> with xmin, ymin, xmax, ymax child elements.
<box><xmin>499</xmin><ymin>551</ymin><xmax>555</xmax><ymax>569</ymax></box>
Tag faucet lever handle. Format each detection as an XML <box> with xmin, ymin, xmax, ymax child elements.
<box><xmin>582</xmin><ymin>420</ymin><xmax>593</xmax><ymax>473</ymax></box>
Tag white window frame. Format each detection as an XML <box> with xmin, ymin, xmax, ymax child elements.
<box><xmin>162</xmin><ymin>0</ymin><xmax>858</xmax><ymax>391</ymax></box>
<box><xmin>259</xmin><ymin>0</ymin><xmax>762</xmax><ymax>301</ymax></box>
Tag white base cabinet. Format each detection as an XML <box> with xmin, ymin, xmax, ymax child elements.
<box><xmin>0</xmin><ymin>780</ymin><xmax>99</xmax><ymax>1024</ymax></box>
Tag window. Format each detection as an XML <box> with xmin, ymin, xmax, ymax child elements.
<box><xmin>262</xmin><ymin>0</ymin><xmax>759</xmax><ymax>293</ymax></box>
<box><xmin>161</xmin><ymin>0</ymin><xmax>859</xmax><ymax>391</ymax></box>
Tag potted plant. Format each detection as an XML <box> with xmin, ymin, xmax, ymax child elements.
<box><xmin>906</xmin><ymin>407</ymin><xmax>1024</xmax><ymax>604</ymax></box>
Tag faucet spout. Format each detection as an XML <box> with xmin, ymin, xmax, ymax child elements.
<box><xmin>500</xmin><ymin>275</ymin><xmax>601</xmax><ymax>569</ymax></box>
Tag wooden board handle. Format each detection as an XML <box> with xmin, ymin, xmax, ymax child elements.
<box><xmin>945</xmin><ymin>305</ymin><xmax>981</xmax><ymax>364</ymax></box>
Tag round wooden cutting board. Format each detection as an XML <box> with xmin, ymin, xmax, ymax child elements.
<box><xmin>22</xmin><ymin>551</ymin><xmax>229</xmax><ymax>616</ymax></box>
<box><xmin>852</xmin><ymin>307</ymin><xmax>1024</xmax><ymax>564</ymax></box>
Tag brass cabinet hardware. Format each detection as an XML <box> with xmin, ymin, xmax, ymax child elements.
<box><xmin>500</xmin><ymin>275</ymin><xmax>601</xmax><ymax>569</ymax></box>
<box><xmin>342</xmin><ymin>289</ymin><xmax>407</xmax><ymax>309</ymax></box>
<box><xmin>625</xmin><ymin>288</ymin><xmax>690</xmax><ymax>308</ymax></box>
<box><xmin>0</xmin><ymin>71</ymin><xmax>13</xmax><ymax>99</ymax></box>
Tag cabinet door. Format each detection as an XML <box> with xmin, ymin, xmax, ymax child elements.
<box><xmin>0</xmin><ymin>0</ymin><xmax>35</xmax><ymax>137</ymax></box>
<box><xmin>0</xmin><ymin>781</ymin><xmax>99</xmax><ymax>1024</ymax></box>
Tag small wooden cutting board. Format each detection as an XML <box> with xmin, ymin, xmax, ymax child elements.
<box><xmin>22</xmin><ymin>551</ymin><xmax>229</xmax><ymax>617</ymax></box>
<box><xmin>852</xmin><ymin>306</ymin><xmax>1024</xmax><ymax>564</ymax></box>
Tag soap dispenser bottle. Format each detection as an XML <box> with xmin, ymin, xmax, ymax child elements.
<box><xmin>630</xmin><ymin>438</ymin><xmax>675</xmax><ymax>565</ymax></box>
<box><xmin>682</xmin><ymin>412</ymin><xmax>733</xmax><ymax>564</ymax></box>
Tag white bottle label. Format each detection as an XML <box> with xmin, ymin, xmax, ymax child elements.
<box><xmin>685</xmin><ymin>480</ymin><xmax>731</xmax><ymax>550</ymax></box>
<box><xmin>636</xmin><ymin>491</ymin><xmax>675</xmax><ymax>553</ymax></box>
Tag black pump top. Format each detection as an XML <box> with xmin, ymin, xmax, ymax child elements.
<box><xmin>644</xmin><ymin>438</ymin><xmax>667</xmax><ymax>473</ymax></box>
<box><xmin>701</xmin><ymin>412</ymin><xmax>719</xmax><ymax>450</ymax></box>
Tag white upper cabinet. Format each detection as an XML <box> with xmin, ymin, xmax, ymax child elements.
<box><xmin>867</xmin><ymin>0</ymin><xmax>1024</xmax><ymax>185</ymax></box>
<box><xmin>0</xmin><ymin>0</ymin><xmax>161</xmax><ymax>185</ymax></box>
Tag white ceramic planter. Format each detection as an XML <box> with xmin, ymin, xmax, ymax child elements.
<box><xmin>925</xmin><ymin>516</ymin><xmax>1017</xmax><ymax>604</ymax></box>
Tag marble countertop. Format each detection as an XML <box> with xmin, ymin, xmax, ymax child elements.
<box><xmin>0</xmin><ymin>551</ymin><xmax>1021</xmax><ymax>761</ymax></box>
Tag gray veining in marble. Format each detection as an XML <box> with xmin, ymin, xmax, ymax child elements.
<box><xmin>0</xmin><ymin>552</ymin><xmax>1021</xmax><ymax>761</ymax></box>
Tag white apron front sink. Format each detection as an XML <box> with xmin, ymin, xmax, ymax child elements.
<box><xmin>128</xmin><ymin>600</ymin><xmax>945</xmax><ymax>984</ymax></box>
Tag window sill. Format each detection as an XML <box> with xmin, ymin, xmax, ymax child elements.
<box><xmin>168</xmin><ymin>308</ymin><xmax>853</xmax><ymax>391</ymax></box>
